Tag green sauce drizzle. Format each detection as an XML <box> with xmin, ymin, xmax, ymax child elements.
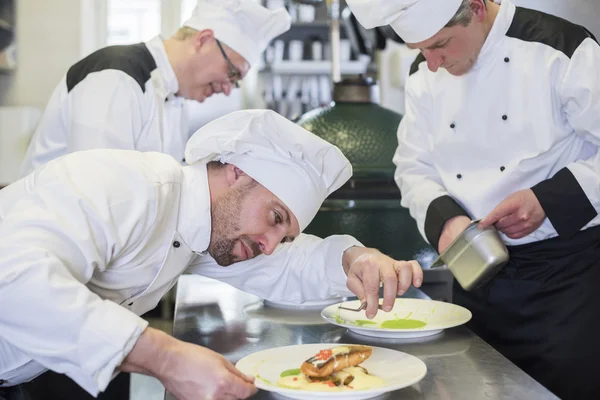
<box><xmin>380</xmin><ymin>319</ymin><xmax>427</xmax><ymax>329</ymax></box>
<box><xmin>256</xmin><ymin>374</ymin><xmax>273</xmax><ymax>385</ymax></box>
<box><xmin>355</xmin><ymin>319</ymin><xmax>378</xmax><ymax>326</ymax></box>
<box><xmin>280</xmin><ymin>368</ymin><xmax>301</xmax><ymax>378</ymax></box>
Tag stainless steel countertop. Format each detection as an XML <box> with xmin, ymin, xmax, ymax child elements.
<box><xmin>167</xmin><ymin>275</ymin><xmax>556</xmax><ymax>399</ymax></box>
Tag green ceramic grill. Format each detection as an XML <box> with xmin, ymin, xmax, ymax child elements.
<box><xmin>297</xmin><ymin>76</ymin><xmax>435</xmax><ymax>263</ymax></box>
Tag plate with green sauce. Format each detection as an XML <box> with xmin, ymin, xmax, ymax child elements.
<box><xmin>235</xmin><ymin>343</ymin><xmax>427</xmax><ymax>400</ymax></box>
<box><xmin>321</xmin><ymin>298</ymin><xmax>472</xmax><ymax>338</ymax></box>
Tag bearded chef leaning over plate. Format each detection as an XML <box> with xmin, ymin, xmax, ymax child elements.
<box><xmin>0</xmin><ymin>110</ymin><xmax>422</xmax><ymax>400</ymax></box>
<box><xmin>19</xmin><ymin>0</ymin><xmax>291</xmax><ymax>177</ymax></box>
<box><xmin>345</xmin><ymin>0</ymin><xmax>600</xmax><ymax>398</ymax></box>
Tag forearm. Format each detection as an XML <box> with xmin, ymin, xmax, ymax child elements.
<box><xmin>189</xmin><ymin>234</ymin><xmax>361</xmax><ymax>302</ymax></box>
<box><xmin>120</xmin><ymin>327</ymin><xmax>175</xmax><ymax>377</ymax></box>
<box><xmin>437</xmin><ymin>215</ymin><xmax>472</xmax><ymax>253</ymax></box>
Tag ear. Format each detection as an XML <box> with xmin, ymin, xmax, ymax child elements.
<box><xmin>471</xmin><ymin>0</ymin><xmax>487</xmax><ymax>21</ymax></box>
<box><xmin>225</xmin><ymin>164</ymin><xmax>247</xmax><ymax>187</ymax></box>
<box><xmin>192</xmin><ymin>29</ymin><xmax>215</xmax><ymax>52</ymax></box>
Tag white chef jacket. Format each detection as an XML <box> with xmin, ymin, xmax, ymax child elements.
<box><xmin>20</xmin><ymin>36</ymin><xmax>190</xmax><ymax>177</ymax></box>
<box><xmin>0</xmin><ymin>150</ymin><xmax>359</xmax><ymax>395</ymax></box>
<box><xmin>395</xmin><ymin>0</ymin><xmax>600</xmax><ymax>248</ymax></box>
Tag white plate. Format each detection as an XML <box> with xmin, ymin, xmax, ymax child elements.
<box><xmin>321</xmin><ymin>298</ymin><xmax>472</xmax><ymax>339</ymax></box>
<box><xmin>264</xmin><ymin>297</ymin><xmax>346</xmax><ymax>311</ymax></box>
<box><xmin>235</xmin><ymin>343</ymin><xmax>427</xmax><ymax>400</ymax></box>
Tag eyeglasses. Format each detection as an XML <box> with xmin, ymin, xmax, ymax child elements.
<box><xmin>215</xmin><ymin>39</ymin><xmax>241</xmax><ymax>89</ymax></box>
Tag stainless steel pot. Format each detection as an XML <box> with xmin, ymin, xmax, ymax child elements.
<box><xmin>432</xmin><ymin>220</ymin><xmax>509</xmax><ymax>291</ymax></box>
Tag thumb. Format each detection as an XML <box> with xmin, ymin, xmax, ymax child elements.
<box><xmin>478</xmin><ymin>215</ymin><xmax>496</xmax><ymax>230</ymax></box>
<box><xmin>479</xmin><ymin>202</ymin><xmax>512</xmax><ymax>229</ymax></box>
<box><xmin>225</xmin><ymin>362</ymin><xmax>255</xmax><ymax>383</ymax></box>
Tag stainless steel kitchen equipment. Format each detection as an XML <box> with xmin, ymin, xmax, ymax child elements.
<box><xmin>337</xmin><ymin>302</ymin><xmax>384</xmax><ymax>312</ymax></box>
<box><xmin>165</xmin><ymin>275</ymin><xmax>558</xmax><ymax>400</ymax></box>
<box><xmin>431</xmin><ymin>220</ymin><xmax>510</xmax><ymax>291</ymax></box>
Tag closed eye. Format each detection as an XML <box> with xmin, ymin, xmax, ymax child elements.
<box><xmin>429</xmin><ymin>39</ymin><xmax>451</xmax><ymax>50</ymax></box>
<box><xmin>274</xmin><ymin>211</ymin><xmax>283</xmax><ymax>225</ymax></box>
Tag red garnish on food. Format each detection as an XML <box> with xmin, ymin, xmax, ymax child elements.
<box><xmin>315</xmin><ymin>349</ymin><xmax>333</xmax><ymax>360</ymax></box>
<box><xmin>327</xmin><ymin>381</ymin><xmax>336</xmax><ymax>387</ymax></box>
<box><xmin>293</xmin><ymin>377</ymin><xmax>298</xmax><ymax>381</ymax></box>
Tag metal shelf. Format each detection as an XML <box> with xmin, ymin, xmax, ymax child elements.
<box><xmin>266</xmin><ymin>60</ymin><xmax>368</xmax><ymax>75</ymax></box>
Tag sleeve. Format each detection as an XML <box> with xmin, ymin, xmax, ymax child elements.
<box><xmin>66</xmin><ymin>70</ymin><xmax>146</xmax><ymax>151</ymax></box>
<box><xmin>531</xmin><ymin>37</ymin><xmax>600</xmax><ymax>239</ymax></box>
<box><xmin>0</xmin><ymin>180</ymin><xmax>151</xmax><ymax>396</ymax></box>
<box><xmin>186</xmin><ymin>234</ymin><xmax>362</xmax><ymax>302</ymax></box>
<box><xmin>393</xmin><ymin>69</ymin><xmax>469</xmax><ymax>250</ymax></box>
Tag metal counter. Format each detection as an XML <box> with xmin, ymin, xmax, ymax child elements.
<box><xmin>167</xmin><ymin>275</ymin><xmax>556</xmax><ymax>399</ymax></box>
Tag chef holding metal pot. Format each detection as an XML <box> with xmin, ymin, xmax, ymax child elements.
<box><xmin>346</xmin><ymin>0</ymin><xmax>600</xmax><ymax>398</ymax></box>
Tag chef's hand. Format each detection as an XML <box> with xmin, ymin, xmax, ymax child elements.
<box><xmin>122</xmin><ymin>328</ymin><xmax>257</xmax><ymax>400</ymax></box>
<box><xmin>438</xmin><ymin>215</ymin><xmax>472</xmax><ymax>253</ymax></box>
<box><xmin>161</xmin><ymin>341</ymin><xmax>256</xmax><ymax>400</ymax></box>
<box><xmin>478</xmin><ymin>189</ymin><xmax>545</xmax><ymax>239</ymax></box>
<box><xmin>342</xmin><ymin>246</ymin><xmax>423</xmax><ymax>319</ymax></box>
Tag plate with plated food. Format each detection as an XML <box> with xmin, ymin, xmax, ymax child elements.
<box><xmin>235</xmin><ymin>343</ymin><xmax>427</xmax><ymax>400</ymax></box>
<box><xmin>321</xmin><ymin>298</ymin><xmax>472</xmax><ymax>338</ymax></box>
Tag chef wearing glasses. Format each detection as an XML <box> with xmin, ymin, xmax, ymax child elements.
<box><xmin>20</xmin><ymin>0</ymin><xmax>291</xmax><ymax>175</ymax></box>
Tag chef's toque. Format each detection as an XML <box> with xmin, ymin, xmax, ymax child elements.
<box><xmin>185</xmin><ymin>109</ymin><xmax>352</xmax><ymax>231</ymax></box>
<box><xmin>182</xmin><ymin>0</ymin><xmax>291</xmax><ymax>66</ymax></box>
<box><xmin>346</xmin><ymin>0</ymin><xmax>463</xmax><ymax>43</ymax></box>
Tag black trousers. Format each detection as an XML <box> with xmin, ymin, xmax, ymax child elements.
<box><xmin>20</xmin><ymin>371</ymin><xmax>129</xmax><ymax>400</ymax></box>
<box><xmin>454</xmin><ymin>225</ymin><xmax>600</xmax><ymax>400</ymax></box>
<box><xmin>0</xmin><ymin>386</ymin><xmax>30</xmax><ymax>400</ymax></box>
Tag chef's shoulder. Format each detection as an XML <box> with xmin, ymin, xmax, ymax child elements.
<box><xmin>33</xmin><ymin>149</ymin><xmax>183</xmax><ymax>213</ymax></box>
<box><xmin>66</xmin><ymin>43</ymin><xmax>157</xmax><ymax>96</ymax></box>
<box><xmin>505</xmin><ymin>7</ymin><xmax>597</xmax><ymax>60</ymax></box>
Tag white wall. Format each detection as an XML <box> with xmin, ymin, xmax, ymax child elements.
<box><xmin>0</xmin><ymin>0</ymin><xmax>85</xmax><ymax>108</ymax></box>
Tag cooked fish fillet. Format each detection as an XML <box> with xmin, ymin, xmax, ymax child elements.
<box><xmin>300</xmin><ymin>345</ymin><xmax>372</xmax><ymax>378</ymax></box>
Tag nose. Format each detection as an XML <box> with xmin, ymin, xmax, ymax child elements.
<box><xmin>422</xmin><ymin>50</ymin><xmax>443</xmax><ymax>72</ymax></box>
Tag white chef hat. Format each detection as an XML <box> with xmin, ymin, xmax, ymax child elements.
<box><xmin>185</xmin><ymin>110</ymin><xmax>352</xmax><ymax>231</ymax></box>
<box><xmin>346</xmin><ymin>0</ymin><xmax>463</xmax><ymax>43</ymax></box>
<box><xmin>182</xmin><ymin>0</ymin><xmax>291</xmax><ymax>66</ymax></box>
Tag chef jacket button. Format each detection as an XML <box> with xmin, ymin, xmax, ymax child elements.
<box><xmin>173</xmin><ymin>241</ymin><xmax>181</xmax><ymax>248</ymax></box>
<box><xmin>450</xmin><ymin>123</ymin><xmax>456</xmax><ymax>129</ymax></box>
<box><xmin>504</xmin><ymin>57</ymin><xmax>510</xmax><ymax>62</ymax></box>
<box><xmin>457</xmin><ymin>174</ymin><xmax>462</xmax><ymax>179</ymax></box>
<box><xmin>502</xmin><ymin>114</ymin><xmax>508</xmax><ymax>120</ymax></box>
<box><xmin>128</xmin><ymin>302</ymin><xmax>134</xmax><ymax>306</ymax></box>
<box><xmin>500</xmin><ymin>166</ymin><xmax>506</xmax><ymax>172</ymax></box>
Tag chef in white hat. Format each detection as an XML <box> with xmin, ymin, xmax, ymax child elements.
<box><xmin>0</xmin><ymin>109</ymin><xmax>422</xmax><ymax>400</ymax></box>
<box><xmin>21</xmin><ymin>0</ymin><xmax>291</xmax><ymax>176</ymax></box>
<box><xmin>347</xmin><ymin>0</ymin><xmax>600</xmax><ymax>398</ymax></box>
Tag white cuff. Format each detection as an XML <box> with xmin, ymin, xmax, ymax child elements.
<box><xmin>324</xmin><ymin>235</ymin><xmax>363</xmax><ymax>297</ymax></box>
<box><xmin>74</xmin><ymin>300</ymin><xmax>148</xmax><ymax>396</ymax></box>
